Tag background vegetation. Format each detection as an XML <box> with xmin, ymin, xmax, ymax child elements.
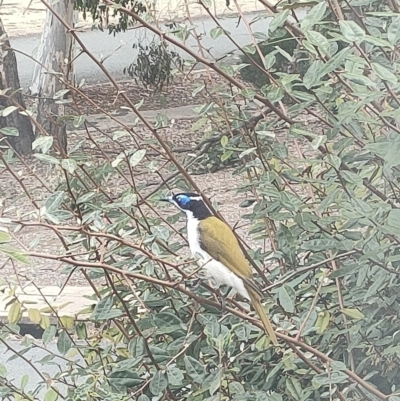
<box><xmin>1</xmin><ymin>0</ymin><xmax>400</xmax><ymax>400</ymax></box>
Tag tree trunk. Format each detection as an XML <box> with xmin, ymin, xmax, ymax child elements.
<box><xmin>0</xmin><ymin>18</ymin><xmax>34</xmax><ymax>155</ymax></box>
<box><xmin>31</xmin><ymin>1</ymin><xmax>75</xmax><ymax>156</ymax></box>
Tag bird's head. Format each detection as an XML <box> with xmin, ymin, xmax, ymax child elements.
<box><xmin>160</xmin><ymin>192</ymin><xmax>211</xmax><ymax>219</ymax></box>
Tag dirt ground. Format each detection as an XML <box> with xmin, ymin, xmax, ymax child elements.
<box><xmin>0</xmin><ymin>108</ymin><xmax>259</xmax><ymax>288</ymax></box>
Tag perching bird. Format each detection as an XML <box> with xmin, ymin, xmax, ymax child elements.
<box><xmin>161</xmin><ymin>192</ymin><xmax>278</xmax><ymax>345</ymax></box>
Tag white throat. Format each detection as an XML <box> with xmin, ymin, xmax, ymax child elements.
<box><xmin>185</xmin><ymin>213</ymin><xmax>203</xmax><ymax>259</ymax></box>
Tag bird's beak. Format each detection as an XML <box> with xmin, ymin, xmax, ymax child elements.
<box><xmin>159</xmin><ymin>195</ymin><xmax>173</xmax><ymax>203</ymax></box>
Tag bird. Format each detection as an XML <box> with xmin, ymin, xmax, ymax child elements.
<box><xmin>160</xmin><ymin>192</ymin><xmax>278</xmax><ymax>345</ymax></box>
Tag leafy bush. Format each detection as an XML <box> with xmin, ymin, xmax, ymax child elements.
<box><xmin>2</xmin><ymin>1</ymin><xmax>400</xmax><ymax>401</ymax></box>
<box><xmin>239</xmin><ymin>29</ymin><xmax>299</xmax><ymax>88</ymax></box>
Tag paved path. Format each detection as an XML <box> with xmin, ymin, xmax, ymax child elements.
<box><xmin>11</xmin><ymin>11</ymin><xmax>272</xmax><ymax>88</ymax></box>
<box><xmin>0</xmin><ymin>340</ymin><xmax>75</xmax><ymax>397</ymax></box>
<box><xmin>0</xmin><ymin>285</ymin><xmax>94</xmax><ymax>324</ymax></box>
<box><xmin>2</xmin><ymin>0</ymin><xmax>267</xmax><ymax>37</ymax></box>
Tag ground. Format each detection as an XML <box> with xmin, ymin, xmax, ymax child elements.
<box><xmin>0</xmin><ymin>70</ymin><xmax>265</xmax><ymax>287</ymax></box>
<box><xmin>0</xmin><ymin>0</ymin><xmax>280</xmax><ymax>289</ymax></box>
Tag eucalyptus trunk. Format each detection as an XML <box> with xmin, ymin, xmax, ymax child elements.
<box><xmin>31</xmin><ymin>0</ymin><xmax>75</xmax><ymax>156</ymax></box>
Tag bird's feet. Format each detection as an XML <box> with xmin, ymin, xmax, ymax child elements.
<box><xmin>217</xmin><ymin>292</ymin><xmax>226</xmax><ymax>311</ymax></box>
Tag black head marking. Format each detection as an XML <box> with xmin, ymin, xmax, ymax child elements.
<box><xmin>162</xmin><ymin>192</ymin><xmax>212</xmax><ymax>219</ymax></box>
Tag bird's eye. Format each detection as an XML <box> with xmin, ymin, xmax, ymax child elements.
<box><xmin>176</xmin><ymin>195</ymin><xmax>189</xmax><ymax>205</ymax></box>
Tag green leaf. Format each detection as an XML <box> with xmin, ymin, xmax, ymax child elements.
<box><xmin>44</xmin><ymin>210</ymin><xmax>73</xmax><ymax>224</ymax></box>
<box><xmin>210</xmin><ymin>27</ymin><xmax>224</xmax><ymax>39</ymax></box>
<box><xmin>33</xmin><ymin>154</ymin><xmax>60</xmax><ymax>165</ymax></box>
<box><xmin>300</xmin><ymin>2</ymin><xmax>326</xmax><ymax>31</ymax></box>
<box><xmin>278</xmin><ymin>284</ymin><xmax>295</xmax><ymax>313</ymax></box>
<box><xmin>74</xmin><ymin>322</ymin><xmax>87</xmax><ymax>340</ymax></box>
<box><xmin>167</xmin><ymin>366</ymin><xmax>184</xmax><ymax>386</ymax></box>
<box><xmin>0</xmin><ymin>363</ymin><xmax>7</xmax><ymax>377</ymax></box>
<box><xmin>305</xmin><ymin>31</ymin><xmax>329</xmax><ymax>54</ymax></box>
<box><xmin>32</xmin><ymin>136</ymin><xmax>54</xmax><ymax>154</ymax></box>
<box><xmin>242</xmin><ymin>45</ymin><xmax>256</xmax><ymax>54</ymax></box>
<box><xmin>341</xmin><ymin>170</ymin><xmax>363</xmax><ymax>186</ymax></box>
<box><xmin>73</xmin><ymin>115</ymin><xmax>85</xmax><ymax>128</ymax></box>
<box><xmin>220</xmin><ymin>135</ymin><xmax>229</xmax><ymax>147</ymax></box>
<box><xmin>311</xmin><ymin>135</ymin><xmax>327</xmax><ymax>150</ymax></box>
<box><xmin>108</xmin><ymin>370</ymin><xmax>143</xmax><ymax>388</ymax></box>
<box><xmin>0</xmin><ymin>245</ymin><xmax>29</xmax><ymax>264</ymax></box>
<box><xmin>76</xmin><ymin>192</ymin><xmax>96</xmax><ymax>204</ymax></box>
<box><xmin>184</xmin><ymin>355</ymin><xmax>206</xmax><ymax>383</ymax></box>
<box><xmin>208</xmin><ymin>369</ymin><xmax>223</xmax><ymax>395</ymax></box>
<box><xmin>2</xmin><ymin>106</ymin><xmax>18</xmax><ymax>117</ymax></box>
<box><xmin>364</xmin><ymin>35</ymin><xmax>394</xmax><ymax>49</ymax></box>
<box><xmin>228</xmin><ymin>381</ymin><xmax>244</xmax><ymax>395</ymax></box>
<box><xmin>339</xmin><ymin>20</ymin><xmax>366</xmax><ymax>42</ymax></box>
<box><xmin>286</xmin><ymin>377</ymin><xmax>302</xmax><ymax>399</ymax></box>
<box><xmin>129</xmin><ymin>337</ymin><xmax>146</xmax><ymax>357</ymax></box>
<box><xmin>0</xmin><ymin>232</ymin><xmax>10</xmax><ymax>244</ymax></box>
<box><xmin>53</xmin><ymin>89</ymin><xmax>70</xmax><ymax>99</ymax></box>
<box><xmin>371</xmin><ymin>62</ymin><xmax>398</xmax><ymax>82</ymax></box>
<box><xmin>316</xmin><ymin>311</ymin><xmax>330</xmax><ymax>334</ymax></box>
<box><xmin>303</xmin><ymin>60</ymin><xmax>323</xmax><ymax>89</ymax></box>
<box><xmin>320</xmin><ymin>47</ymin><xmax>352</xmax><ymax>76</ymax></box>
<box><xmin>269</xmin><ymin>10</ymin><xmax>289</xmax><ymax>32</ymax></box>
<box><xmin>43</xmin><ymin>191</ymin><xmax>65</xmax><ymax>212</ymax></box>
<box><xmin>61</xmin><ymin>158</ymin><xmax>77</xmax><ymax>174</ymax></box>
<box><xmin>241</xmin><ymin>88</ymin><xmax>256</xmax><ymax>99</ymax></box>
<box><xmin>366</xmin><ymin>139</ymin><xmax>400</xmax><ymax>168</ymax></box>
<box><xmin>388</xmin><ymin>16</ymin><xmax>400</xmax><ymax>45</ymax></box>
<box><xmin>44</xmin><ymin>388</ymin><xmax>58</xmax><ymax>401</ymax></box>
<box><xmin>264</xmin><ymin>52</ymin><xmax>276</xmax><ymax>69</ymax></box>
<box><xmin>42</xmin><ymin>325</ymin><xmax>57</xmax><ymax>345</ymax></box>
<box><xmin>20</xmin><ymin>374</ymin><xmax>29</xmax><ymax>389</ymax></box>
<box><xmin>342</xmin><ymin>308</ymin><xmax>364</xmax><ymax>320</ymax></box>
<box><xmin>149</xmin><ymin>371</ymin><xmax>168</xmax><ymax>395</ymax></box>
<box><xmin>113</xmin><ymin>130</ymin><xmax>129</xmax><ymax>140</ymax></box>
<box><xmin>129</xmin><ymin>149</ymin><xmax>146</xmax><ymax>167</ymax></box>
<box><xmin>60</xmin><ymin>316</ymin><xmax>74</xmax><ymax>330</ymax></box>
<box><xmin>0</xmin><ymin>127</ymin><xmax>19</xmax><ymax>136</ymax></box>
<box><xmin>313</xmin><ymin>371</ymin><xmax>348</xmax><ymax>386</ymax></box>
<box><xmin>57</xmin><ymin>331</ymin><xmax>72</xmax><ymax>355</ymax></box>
<box><xmin>28</xmin><ymin>308</ymin><xmax>41</xmax><ymax>324</ymax></box>
<box><xmin>343</xmin><ymin>72</ymin><xmax>376</xmax><ymax>87</ymax></box>
<box><xmin>154</xmin><ymin>312</ymin><xmax>185</xmax><ymax>334</ymax></box>
<box><xmin>91</xmin><ymin>296</ymin><xmax>122</xmax><ymax>320</ymax></box>
<box><xmin>221</xmin><ymin>150</ymin><xmax>233</xmax><ymax>162</ymax></box>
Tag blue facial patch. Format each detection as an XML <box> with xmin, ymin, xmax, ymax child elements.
<box><xmin>176</xmin><ymin>195</ymin><xmax>190</xmax><ymax>206</ymax></box>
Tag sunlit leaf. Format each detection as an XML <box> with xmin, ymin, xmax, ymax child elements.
<box><xmin>28</xmin><ymin>308</ymin><xmax>41</xmax><ymax>324</ymax></box>
<box><xmin>342</xmin><ymin>308</ymin><xmax>365</xmax><ymax>320</ymax></box>
<box><xmin>339</xmin><ymin>20</ymin><xmax>366</xmax><ymax>42</ymax></box>
<box><xmin>129</xmin><ymin>149</ymin><xmax>146</xmax><ymax>167</ymax></box>
<box><xmin>8</xmin><ymin>302</ymin><xmax>22</xmax><ymax>324</ymax></box>
<box><xmin>2</xmin><ymin>106</ymin><xmax>18</xmax><ymax>117</ymax></box>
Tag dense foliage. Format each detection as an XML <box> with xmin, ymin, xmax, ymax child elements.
<box><xmin>1</xmin><ymin>0</ymin><xmax>400</xmax><ymax>400</ymax></box>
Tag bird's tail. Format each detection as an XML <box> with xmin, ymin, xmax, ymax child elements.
<box><xmin>248</xmin><ymin>288</ymin><xmax>278</xmax><ymax>346</ymax></box>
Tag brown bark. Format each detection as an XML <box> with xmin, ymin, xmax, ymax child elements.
<box><xmin>0</xmin><ymin>18</ymin><xmax>34</xmax><ymax>155</ymax></box>
<box><xmin>31</xmin><ymin>0</ymin><xmax>74</xmax><ymax>156</ymax></box>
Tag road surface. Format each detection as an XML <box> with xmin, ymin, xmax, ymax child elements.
<box><xmin>11</xmin><ymin>12</ymin><xmax>273</xmax><ymax>88</ymax></box>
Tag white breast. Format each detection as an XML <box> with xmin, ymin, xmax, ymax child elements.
<box><xmin>186</xmin><ymin>214</ymin><xmax>249</xmax><ymax>300</ymax></box>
